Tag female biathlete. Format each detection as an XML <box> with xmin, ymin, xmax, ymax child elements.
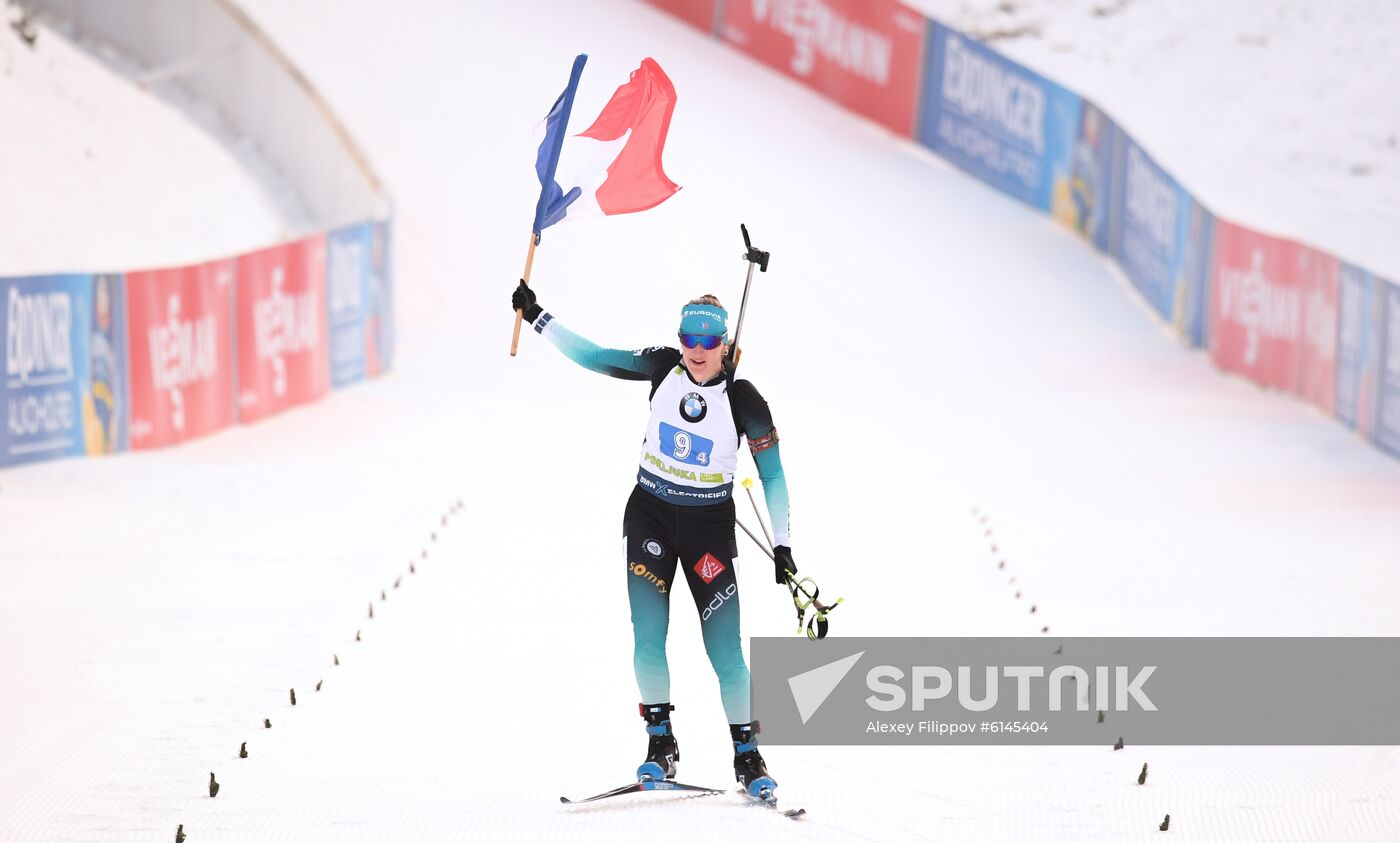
<box><xmin>511</xmin><ymin>281</ymin><xmax>796</xmax><ymax>799</ymax></box>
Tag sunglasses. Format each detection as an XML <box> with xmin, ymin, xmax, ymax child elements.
<box><xmin>678</xmin><ymin>333</ymin><xmax>725</xmax><ymax>350</ymax></box>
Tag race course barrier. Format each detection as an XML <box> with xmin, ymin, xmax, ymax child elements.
<box><xmin>641</xmin><ymin>0</ymin><xmax>1400</xmax><ymax>463</ymax></box>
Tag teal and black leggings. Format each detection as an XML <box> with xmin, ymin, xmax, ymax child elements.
<box><xmin>623</xmin><ymin>485</ymin><xmax>750</xmax><ymax>724</ymax></box>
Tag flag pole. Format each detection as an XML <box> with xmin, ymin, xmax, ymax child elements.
<box><xmin>510</xmin><ymin>233</ymin><xmax>540</xmax><ymax>356</ymax></box>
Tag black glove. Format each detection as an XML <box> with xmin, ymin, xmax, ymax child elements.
<box><xmin>512</xmin><ymin>279</ymin><xmax>542</xmax><ymax>323</ymax></box>
<box><xmin>773</xmin><ymin>545</ymin><xmax>796</xmax><ymax>585</ymax></box>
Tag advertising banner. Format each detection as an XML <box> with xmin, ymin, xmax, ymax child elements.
<box><xmin>721</xmin><ymin>0</ymin><xmax>926</xmax><ymax>137</ymax></box>
<box><xmin>1208</xmin><ymin>220</ymin><xmax>1303</xmax><ymax>392</ymax></box>
<box><xmin>1174</xmin><ymin>201</ymin><xmax>1216</xmax><ymax>349</ymax></box>
<box><xmin>1109</xmin><ymin>135</ymin><xmax>1211</xmax><ymax>334</ymax></box>
<box><xmin>918</xmin><ymin>22</ymin><xmax>1082</xmax><ymax>209</ymax></box>
<box><xmin>1375</xmin><ymin>279</ymin><xmax>1400</xmax><ymax>457</ymax></box>
<box><xmin>641</xmin><ymin>0</ymin><xmax>718</xmax><ymax>34</ymax></box>
<box><xmin>1</xmin><ymin>274</ymin><xmax>93</xmax><ymax>467</ymax></box>
<box><xmin>1334</xmin><ymin>265</ymin><xmax>1384</xmax><ymax>436</ymax></box>
<box><xmin>327</xmin><ymin>223</ymin><xmax>371</xmax><ymax>388</ymax></box>
<box><xmin>126</xmin><ymin>261</ymin><xmax>237</xmax><ymax>450</ymax></box>
<box><xmin>1051</xmin><ymin>98</ymin><xmax>1115</xmax><ymax>252</ymax></box>
<box><xmin>1296</xmin><ymin>247</ymin><xmax>1340</xmax><ymax>415</ymax></box>
<box><xmin>236</xmin><ymin>235</ymin><xmax>330</xmax><ymax>423</ymax></box>
<box><xmin>367</xmin><ymin>220</ymin><xmax>394</xmax><ymax>377</ymax></box>
<box><xmin>84</xmin><ymin>273</ymin><xmax>130</xmax><ymax>456</ymax></box>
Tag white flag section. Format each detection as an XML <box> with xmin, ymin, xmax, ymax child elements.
<box><xmin>4</xmin><ymin>0</ymin><xmax>1399</xmax><ymax>840</ymax></box>
<box><xmin>535</xmin><ymin>128</ymin><xmax>631</xmax><ymax>222</ymax></box>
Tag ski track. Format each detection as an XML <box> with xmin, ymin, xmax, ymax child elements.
<box><xmin>2</xmin><ymin>0</ymin><xmax>1399</xmax><ymax>839</ymax></box>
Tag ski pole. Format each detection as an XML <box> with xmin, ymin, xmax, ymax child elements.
<box><xmin>736</xmin><ymin>513</ymin><xmax>844</xmax><ymax>640</ymax></box>
<box><xmin>740</xmin><ymin>478</ymin><xmax>775</xmax><ymax>551</ymax></box>
<box><xmin>727</xmin><ymin>223</ymin><xmax>769</xmax><ymax>373</ymax></box>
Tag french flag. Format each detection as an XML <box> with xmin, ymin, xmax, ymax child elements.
<box><xmin>533</xmin><ymin>55</ymin><xmax>681</xmax><ymax>237</ymax></box>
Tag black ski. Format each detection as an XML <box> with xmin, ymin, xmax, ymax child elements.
<box><xmin>560</xmin><ymin>779</ymin><xmax>724</xmax><ymax>805</ymax></box>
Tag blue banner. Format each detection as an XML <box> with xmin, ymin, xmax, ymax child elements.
<box><xmin>1334</xmin><ymin>264</ymin><xmax>1382</xmax><ymax>433</ymax></box>
<box><xmin>918</xmin><ymin>23</ymin><xmax>1081</xmax><ymax>210</ymax></box>
<box><xmin>1</xmin><ymin>274</ymin><xmax>94</xmax><ymax>467</ymax></box>
<box><xmin>1053</xmin><ymin>99</ymin><xmax>1116</xmax><ymax>251</ymax></box>
<box><xmin>85</xmin><ymin>273</ymin><xmax>129</xmax><ymax>455</ymax></box>
<box><xmin>370</xmin><ymin>219</ymin><xmax>394</xmax><ymax>376</ymax></box>
<box><xmin>1375</xmin><ymin>279</ymin><xmax>1400</xmax><ymax>457</ymax></box>
<box><xmin>1108</xmin><ymin>135</ymin><xmax>1198</xmax><ymax>328</ymax></box>
<box><xmin>327</xmin><ymin>223</ymin><xmax>372</xmax><ymax>387</ymax></box>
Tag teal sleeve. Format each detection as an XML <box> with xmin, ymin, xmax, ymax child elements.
<box><xmin>534</xmin><ymin>312</ymin><xmax>671</xmax><ymax>381</ymax></box>
<box><xmin>753</xmin><ymin>444</ymin><xmax>790</xmax><ymax>547</ymax></box>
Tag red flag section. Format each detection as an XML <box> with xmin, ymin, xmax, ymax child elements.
<box><xmin>576</xmin><ymin>58</ymin><xmax>681</xmax><ymax>215</ymax></box>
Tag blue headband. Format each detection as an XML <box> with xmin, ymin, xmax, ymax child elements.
<box><xmin>678</xmin><ymin>304</ymin><xmax>728</xmax><ymax>339</ymax></box>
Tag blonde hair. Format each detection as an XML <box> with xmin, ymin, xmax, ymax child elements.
<box><xmin>688</xmin><ymin>294</ymin><xmax>723</xmax><ymax>308</ymax></box>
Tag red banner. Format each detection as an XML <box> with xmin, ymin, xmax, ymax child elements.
<box><xmin>126</xmin><ymin>261</ymin><xmax>237</xmax><ymax>450</ymax></box>
<box><xmin>1209</xmin><ymin>220</ymin><xmax>1303</xmax><ymax>392</ymax></box>
<box><xmin>720</xmin><ymin>0</ymin><xmax>926</xmax><ymax>137</ymax></box>
<box><xmin>1297</xmin><ymin>246</ymin><xmax>1340</xmax><ymax>414</ymax></box>
<box><xmin>641</xmin><ymin>0</ymin><xmax>717</xmax><ymax>33</ymax></box>
<box><xmin>236</xmin><ymin>235</ymin><xmax>330</xmax><ymax>424</ymax></box>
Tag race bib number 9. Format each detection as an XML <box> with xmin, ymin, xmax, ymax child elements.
<box><xmin>659</xmin><ymin>421</ymin><xmax>714</xmax><ymax>467</ymax></box>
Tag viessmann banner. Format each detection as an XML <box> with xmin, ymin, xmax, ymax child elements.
<box><xmin>236</xmin><ymin>235</ymin><xmax>331</xmax><ymax>423</ymax></box>
<box><xmin>752</xmin><ymin>637</ymin><xmax>1400</xmax><ymax>745</ymax></box>
<box><xmin>126</xmin><ymin>260</ymin><xmax>238</xmax><ymax>450</ymax></box>
<box><xmin>720</xmin><ymin>0</ymin><xmax>926</xmax><ymax>137</ymax></box>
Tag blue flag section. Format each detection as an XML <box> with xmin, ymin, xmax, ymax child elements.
<box><xmin>328</xmin><ymin>223</ymin><xmax>373</xmax><ymax>387</ymax></box>
<box><xmin>1</xmin><ymin>274</ymin><xmax>95</xmax><ymax>467</ymax></box>
<box><xmin>533</xmin><ymin>54</ymin><xmax>589</xmax><ymax>238</ymax></box>
<box><xmin>918</xmin><ymin>23</ymin><xmax>1081</xmax><ymax>211</ymax></box>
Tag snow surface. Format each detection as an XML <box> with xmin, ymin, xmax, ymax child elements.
<box><xmin>0</xmin><ymin>15</ymin><xmax>307</xmax><ymax>275</ymax></box>
<box><xmin>907</xmin><ymin>0</ymin><xmax>1400</xmax><ymax>282</ymax></box>
<box><xmin>2</xmin><ymin>0</ymin><xmax>1399</xmax><ymax>840</ymax></box>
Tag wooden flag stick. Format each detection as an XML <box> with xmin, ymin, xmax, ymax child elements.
<box><xmin>510</xmin><ymin>233</ymin><xmax>540</xmax><ymax>356</ymax></box>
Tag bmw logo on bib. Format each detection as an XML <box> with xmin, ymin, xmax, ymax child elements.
<box><xmin>679</xmin><ymin>392</ymin><xmax>708</xmax><ymax>423</ymax></box>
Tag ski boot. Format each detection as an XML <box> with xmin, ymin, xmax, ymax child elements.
<box><xmin>636</xmin><ymin>703</ymin><xmax>679</xmax><ymax>782</ymax></box>
<box><xmin>731</xmin><ymin>721</ymin><xmax>777</xmax><ymax>801</ymax></box>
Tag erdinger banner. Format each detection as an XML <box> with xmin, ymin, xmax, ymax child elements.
<box><xmin>720</xmin><ymin>0</ymin><xmax>925</xmax><ymax>137</ymax></box>
<box><xmin>127</xmin><ymin>261</ymin><xmax>237</xmax><ymax>450</ymax></box>
<box><xmin>1376</xmin><ymin>280</ymin><xmax>1400</xmax><ymax>457</ymax></box>
<box><xmin>1109</xmin><ymin>135</ymin><xmax>1216</xmax><ymax>346</ymax></box>
<box><xmin>1296</xmin><ymin>247</ymin><xmax>1340</xmax><ymax>415</ymax></box>
<box><xmin>641</xmin><ymin>0</ymin><xmax>719</xmax><ymax>34</ymax></box>
<box><xmin>1</xmin><ymin>274</ymin><xmax>93</xmax><ymax>467</ymax></box>
<box><xmin>919</xmin><ymin>23</ymin><xmax>1082</xmax><ymax>210</ymax></box>
<box><xmin>1208</xmin><ymin>221</ymin><xmax>1303</xmax><ymax>392</ymax></box>
<box><xmin>236</xmin><ymin>236</ymin><xmax>330</xmax><ymax>423</ymax></box>
<box><xmin>1335</xmin><ymin>265</ymin><xmax>1385</xmax><ymax>436</ymax></box>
